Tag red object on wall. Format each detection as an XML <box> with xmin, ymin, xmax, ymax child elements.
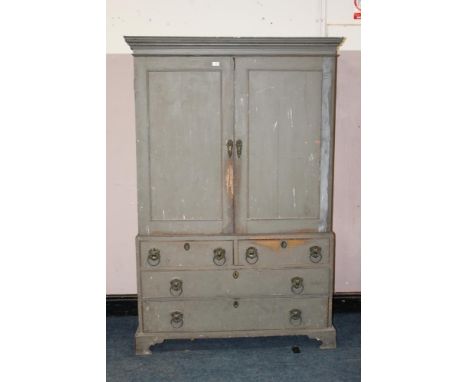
<box><xmin>354</xmin><ymin>0</ymin><xmax>361</xmax><ymax>20</ymax></box>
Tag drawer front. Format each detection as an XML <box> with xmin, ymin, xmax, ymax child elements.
<box><xmin>141</xmin><ymin>268</ymin><xmax>330</xmax><ymax>298</ymax></box>
<box><xmin>139</xmin><ymin>240</ymin><xmax>233</xmax><ymax>269</ymax></box>
<box><xmin>142</xmin><ymin>297</ymin><xmax>328</xmax><ymax>332</ymax></box>
<box><xmin>238</xmin><ymin>238</ymin><xmax>330</xmax><ymax>267</ymax></box>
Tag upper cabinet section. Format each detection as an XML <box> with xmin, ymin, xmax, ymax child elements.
<box><xmin>124</xmin><ymin>36</ymin><xmax>343</xmax><ymax>56</ymax></box>
<box><xmin>127</xmin><ymin>38</ymin><xmax>342</xmax><ymax>236</ymax></box>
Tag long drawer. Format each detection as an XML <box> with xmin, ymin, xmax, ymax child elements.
<box><xmin>141</xmin><ymin>268</ymin><xmax>329</xmax><ymax>298</ymax></box>
<box><xmin>139</xmin><ymin>240</ymin><xmax>234</xmax><ymax>269</ymax></box>
<box><xmin>238</xmin><ymin>237</ymin><xmax>330</xmax><ymax>267</ymax></box>
<box><xmin>142</xmin><ymin>297</ymin><xmax>328</xmax><ymax>332</ymax></box>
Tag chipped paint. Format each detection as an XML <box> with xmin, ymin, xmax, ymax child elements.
<box><xmin>251</xmin><ymin>239</ymin><xmax>308</xmax><ymax>251</ymax></box>
<box><xmin>256</xmin><ymin>86</ymin><xmax>275</xmax><ymax>94</ymax></box>
<box><xmin>225</xmin><ymin>162</ymin><xmax>234</xmax><ymax>200</ymax></box>
<box><xmin>287</xmin><ymin>107</ymin><xmax>294</xmax><ymax>128</ymax></box>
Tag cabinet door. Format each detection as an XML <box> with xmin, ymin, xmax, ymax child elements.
<box><xmin>134</xmin><ymin>57</ymin><xmax>234</xmax><ymax>234</ymax></box>
<box><xmin>234</xmin><ymin>57</ymin><xmax>336</xmax><ymax>233</ymax></box>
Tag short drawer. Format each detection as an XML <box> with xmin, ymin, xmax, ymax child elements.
<box><xmin>139</xmin><ymin>240</ymin><xmax>233</xmax><ymax>269</ymax></box>
<box><xmin>142</xmin><ymin>296</ymin><xmax>328</xmax><ymax>332</ymax></box>
<box><xmin>238</xmin><ymin>238</ymin><xmax>330</xmax><ymax>267</ymax></box>
<box><xmin>141</xmin><ymin>268</ymin><xmax>330</xmax><ymax>298</ymax></box>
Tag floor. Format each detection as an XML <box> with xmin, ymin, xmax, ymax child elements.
<box><xmin>107</xmin><ymin>312</ymin><xmax>360</xmax><ymax>382</ymax></box>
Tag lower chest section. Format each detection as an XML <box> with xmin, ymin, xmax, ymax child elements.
<box><xmin>137</xmin><ymin>233</ymin><xmax>334</xmax><ymax>334</ymax></box>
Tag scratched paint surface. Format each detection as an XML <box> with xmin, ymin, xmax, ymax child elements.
<box><xmin>247</xmin><ymin>70</ymin><xmax>322</xmax><ymax>220</ymax></box>
<box><xmin>251</xmin><ymin>239</ymin><xmax>307</xmax><ymax>251</ymax></box>
<box><xmin>148</xmin><ymin>70</ymin><xmax>222</xmax><ymax>221</ymax></box>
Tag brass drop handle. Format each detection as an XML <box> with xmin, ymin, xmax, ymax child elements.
<box><xmin>245</xmin><ymin>247</ymin><xmax>258</xmax><ymax>264</ymax></box>
<box><xmin>169</xmin><ymin>278</ymin><xmax>183</xmax><ymax>296</ymax></box>
<box><xmin>147</xmin><ymin>248</ymin><xmax>160</xmax><ymax>266</ymax></box>
<box><xmin>170</xmin><ymin>311</ymin><xmax>184</xmax><ymax>329</ymax></box>
<box><xmin>309</xmin><ymin>246</ymin><xmax>323</xmax><ymax>263</ymax></box>
<box><xmin>291</xmin><ymin>277</ymin><xmax>304</xmax><ymax>294</ymax></box>
<box><xmin>227</xmin><ymin>139</ymin><xmax>234</xmax><ymax>158</ymax></box>
<box><xmin>236</xmin><ymin>139</ymin><xmax>243</xmax><ymax>158</ymax></box>
<box><xmin>213</xmin><ymin>247</ymin><xmax>226</xmax><ymax>266</ymax></box>
<box><xmin>289</xmin><ymin>309</ymin><xmax>302</xmax><ymax>326</ymax></box>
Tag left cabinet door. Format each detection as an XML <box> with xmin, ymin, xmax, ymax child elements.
<box><xmin>134</xmin><ymin>57</ymin><xmax>234</xmax><ymax>234</ymax></box>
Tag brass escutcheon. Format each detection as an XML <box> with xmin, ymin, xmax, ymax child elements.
<box><xmin>170</xmin><ymin>311</ymin><xmax>183</xmax><ymax>329</ymax></box>
<box><xmin>289</xmin><ymin>309</ymin><xmax>302</xmax><ymax>326</ymax></box>
<box><xmin>170</xmin><ymin>278</ymin><xmax>183</xmax><ymax>296</ymax></box>
<box><xmin>147</xmin><ymin>248</ymin><xmax>160</xmax><ymax>266</ymax></box>
<box><xmin>245</xmin><ymin>247</ymin><xmax>258</xmax><ymax>264</ymax></box>
<box><xmin>309</xmin><ymin>246</ymin><xmax>323</xmax><ymax>263</ymax></box>
<box><xmin>213</xmin><ymin>247</ymin><xmax>226</xmax><ymax>266</ymax></box>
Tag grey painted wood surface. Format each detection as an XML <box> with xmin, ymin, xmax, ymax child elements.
<box><xmin>141</xmin><ymin>268</ymin><xmax>329</xmax><ymax>298</ymax></box>
<box><xmin>142</xmin><ymin>296</ymin><xmax>328</xmax><ymax>332</ymax></box>
<box><xmin>127</xmin><ymin>37</ymin><xmax>342</xmax><ymax>354</ymax></box>
<box><xmin>237</xmin><ymin>237</ymin><xmax>330</xmax><ymax>267</ymax></box>
<box><xmin>234</xmin><ymin>57</ymin><xmax>335</xmax><ymax>233</ymax></box>
<box><xmin>139</xmin><ymin>240</ymin><xmax>234</xmax><ymax>269</ymax></box>
<box><xmin>134</xmin><ymin>57</ymin><xmax>234</xmax><ymax>235</ymax></box>
<box><xmin>124</xmin><ymin>36</ymin><xmax>343</xmax><ymax>57</ymax></box>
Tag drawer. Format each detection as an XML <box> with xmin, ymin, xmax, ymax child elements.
<box><xmin>141</xmin><ymin>268</ymin><xmax>330</xmax><ymax>298</ymax></box>
<box><xmin>139</xmin><ymin>240</ymin><xmax>233</xmax><ymax>269</ymax></box>
<box><xmin>238</xmin><ymin>238</ymin><xmax>330</xmax><ymax>267</ymax></box>
<box><xmin>142</xmin><ymin>296</ymin><xmax>328</xmax><ymax>332</ymax></box>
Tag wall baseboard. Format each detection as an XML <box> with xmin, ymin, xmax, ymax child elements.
<box><xmin>106</xmin><ymin>293</ymin><xmax>361</xmax><ymax>316</ymax></box>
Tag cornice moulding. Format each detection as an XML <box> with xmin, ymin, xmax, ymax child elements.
<box><xmin>124</xmin><ymin>36</ymin><xmax>345</xmax><ymax>56</ymax></box>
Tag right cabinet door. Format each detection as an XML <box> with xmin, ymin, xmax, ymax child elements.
<box><xmin>234</xmin><ymin>57</ymin><xmax>335</xmax><ymax>234</ymax></box>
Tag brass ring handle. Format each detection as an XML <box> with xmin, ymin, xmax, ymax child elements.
<box><xmin>147</xmin><ymin>248</ymin><xmax>160</xmax><ymax>266</ymax></box>
<box><xmin>227</xmin><ymin>139</ymin><xmax>234</xmax><ymax>158</ymax></box>
<box><xmin>309</xmin><ymin>246</ymin><xmax>323</xmax><ymax>263</ymax></box>
<box><xmin>213</xmin><ymin>247</ymin><xmax>226</xmax><ymax>266</ymax></box>
<box><xmin>169</xmin><ymin>278</ymin><xmax>183</xmax><ymax>296</ymax></box>
<box><xmin>170</xmin><ymin>311</ymin><xmax>184</xmax><ymax>329</ymax></box>
<box><xmin>291</xmin><ymin>277</ymin><xmax>304</xmax><ymax>294</ymax></box>
<box><xmin>289</xmin><ymin>309</ymin><xmax>302</xmax><ymax>326</ymax></box>
<box><xmin>236</xmin><ymin>139</ymin><xmax>242</xmax><ymax>158</ymax></box>
<box><xmin>245</xmin><ymin>247</ymin><xmax>258</xmax><ymax>264</ymax></box>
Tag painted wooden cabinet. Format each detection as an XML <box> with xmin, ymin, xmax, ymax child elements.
<box><xmin>125</xmin><ymin>37</ymin><xmax>343</xmax><ymax>355</ymax></box>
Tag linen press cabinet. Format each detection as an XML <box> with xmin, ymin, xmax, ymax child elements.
<box><xmin>125</xmin><ymin>37</ymin><xmax>343</xmax><ymax>355</ymax></box>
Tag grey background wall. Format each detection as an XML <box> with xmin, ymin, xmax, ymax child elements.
<box><xmin>106</xmin><ymin>0</ymin><xmax>360</xmax><ymax>294</ymax></box>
